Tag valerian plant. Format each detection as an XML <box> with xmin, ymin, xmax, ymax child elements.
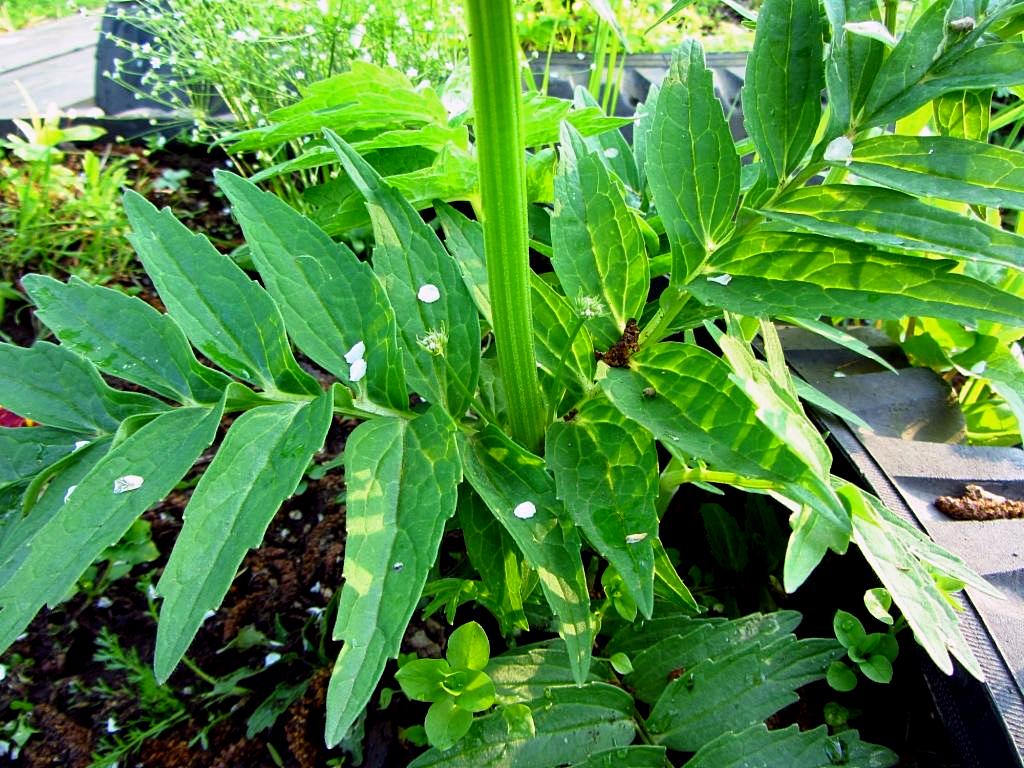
<box><xmin>1</xmin><ymin>0</ymin><xmax>1023</xmax><ymax>760</ymax></box>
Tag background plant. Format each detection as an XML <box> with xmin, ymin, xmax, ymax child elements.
<box><xmin>1</xmin><ymin>0</ymin><xmax>1023</xmax><ymax>760</ymax></box>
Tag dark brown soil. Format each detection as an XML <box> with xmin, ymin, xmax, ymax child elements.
<box><xmin>936</xmin><ymin>484</ymin><xmax>1024</xmax><ymax>521</ymax></box>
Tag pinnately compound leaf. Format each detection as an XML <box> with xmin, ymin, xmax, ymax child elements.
<box><xmin>326</xmin><ymin>406</ymin><xmax>461</xmax><ymax>746</ymax></box>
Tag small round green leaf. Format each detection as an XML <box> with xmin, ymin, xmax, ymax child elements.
<box><xmin>875</xmin><ymin>633</ymin><xmax>900</xmax><ymax>663</ymax></box>
<box><xmin>610</xmin><ymin>652</ymin><xmax>634</xmax><ymax>676</ymax></box>
<box><xmin>453</xmin><ymin>669</ymin><xmax>496</xmax><ymax>713</ymax></box>
<box><xmin>395</xmin><ymin>658</ymin><xmax>451</xmax><ymax>703</ymax></box>
<box><xmin>864</xmin><ymin>587</ymin><xmax>893</xmax><ymax>625</ymax></box>
<box><xmin>826</xmin><ymin>660</ymin><xmax>858</xmax><ymax>692</ymax></box>
<box><xmin>502</xmin><ymin>703</ymin><xmax>536</xmax><ymax>740</ymax></box>
<box><xmin>860</xmin><ymin>654</ymin><xmax>894</xmax><ymax>684</ymax></box>
<box><xmin>446</xmin><ymin>621</ymin><xmax>491</xmax><ymax>672</ymax></box>
<box><xmin>425</xmin><ymin>697</ymin><xmax>474</xmax><ymax>751</ymax></box>
<box><xmin>833</xmin><ymin>610</ymin><xmax>867</xmax><ymax>649</ymax></box>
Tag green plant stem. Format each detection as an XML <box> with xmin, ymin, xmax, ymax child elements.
<box><xmin>465</xmin><ymin>0</ymin><xmax>546</xmax><ymax>450</ymax></box>
<box><xmin>883</xmin><ymin>0</ymin><xmax>898</xmax><ymax>35</ymax></box>
<box><xmin>661</xmin><ymin>466</ymin><xmax>777</xmax><ymax>492</ymax></box>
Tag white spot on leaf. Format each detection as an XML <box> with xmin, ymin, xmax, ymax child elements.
<box><xmin>64</xmin><ymin>485</ymin><xmax>77</xmax><ymax>504</ymax></box>
<box><xmin>417</xmin><ymin>283</ymin><xmax>441</xmax><ymax>303</ymax></box>
<box><xmin>513</xmin><ymin>501</ymin><xmax>537</xmax><ymax>520</ymax></box>
<box><xmin>625</xmin><ymin>532</ymin><xmax>649</xmax><ymax>544</ymax></box>
<box><xmin>603</xmin><ymin>147</ymin><xmax>619</xmax><ymax>159</ymax></box>
<box><xmin>393</xmin><ymin>562</ymin><xmax>404</xmax><ymax>572</ymax></box>
<box><xmin>73</xmin><ymin>440</ymin><xmax>89</xmax><ymax>451</ymax></box>
<box><xmin>344</xmin><ymin>341</ymin><xmax>366</xmax><ymax>365</ymax></box>
<box><xmin>112</xmin><ymin>475</ymin><xmax>144</xmax><ymax>494</ymax></box>
<box><xmin>824</xmin><ymin>136</ymin><xmax>854</xmax><ymax>165</ymax></box>
<box><xmin>349</xmin><ymin>357</ymin><xmax>367</xmax><ymax>382</ymax></box>
<box><xmin>707</xmin><ymin>273</ymin><xmax>732</xmax><ymax>286</ymax></box>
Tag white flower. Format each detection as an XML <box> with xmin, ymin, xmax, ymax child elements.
<box><xmin>576</xmin><ymin>295</ymin><xmax>607</xmax><ymax>319</ymax></box>
<box><xmin>344</xmin><ymin>341</ymin><xmax>366</xmax><ymax>365</ymax></box>
<box><xmin>112</xmin><ymin>475</ymin><xmax>144</xmax><ymax>494</ymax></box>
<box><xmin>513</xmin><ymin>501</ymin><xmax>537</xmax><ymax>520</ymax></box>
<box><xmin>418</xmin><ymin>283</ymin><xmax>441</xmax><ymax>303</ymax></box>
<box><xmin>417</xmin><ymin>327</ymin><xmax>448</xmax><ymax>357</ymax></box>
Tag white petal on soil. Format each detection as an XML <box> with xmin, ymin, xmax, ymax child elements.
<box><xmin>417</xmin><ymin>283</ymin><xmax>441</xmax><ymax>303</ymax></box>
<box><xmin>625</xmin><ymin>532</ymin><xmax>649</xmax><ymax>544</ymax></box>
<box><xmin>513</xmin><ymin>501</ymin><xmax>537</xmax><ymax>520</ymax></box>
<box><xmin>112</xmin><ymin>475</ymin><xmax>144</xmax><ymax>494</ymax></box>
<box><xmin>344</xmin><ymin>340</ymin><xmax>366</xmax><ymax>365</ymax></box>
<box><xmin>349</xmin><ymin>357</ymin><xmax>367</xmax><ymax>382</ymax></box>
<box><xmin>707</xmin><ymin>273</ymin><xmax>732</xmax><ymax>286</ymax></box>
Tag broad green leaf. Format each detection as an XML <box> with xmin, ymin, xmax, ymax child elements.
<box><xmin>460</xmin><ymin>427</ymin><xmax>594</xmax><ymax>684</ymax></box>
<box><xmin>0</xmin><ymin>426</ymin><xmax>87</xmax><ymax>488</ymax></box>
<box><xmin>598</xmin><ymin>343</ymin><xmax>850</xmax><ymax>547</ymax></box>
<box><xmin>741</xmin><ymin>0</ymin><xmax>823</xmax><ymax>186</ymax></box>
<box><xmin>847</xmin><ymin>135</ymin><xmax>1024</xmax><ymax>209</ymax></box>
<box><xmin>457</xmin><ymin>488</ymin><xmax>529</xmax><ymax>634</ymax></box>
<box><xmin>396</xmin><ymin>658</ymin><xmax>451</xmax><ymax>702</ymax></box>
<box><xmin>646</xmin><ymin>635</ymin><xmax>842</xmax><ymax>751</ymax></box>
<box><xmin>408</xmin><ymin>684</ymin><xmax>634</xmax><ymax>768</ymax></box>
<box><xmin>615</xmin><ymin>611</ymin><xmax>802</xmax><ymax>704</ymax></box>
<box><xmin>764</xmin><ymin>185</ymin><xmax>1024</xmax><ymax>271</ymax></box>
<box><xmin>425</xmin><ymin>697</ymin><xmax>473</xmax><ymax>750</ymax></box>
<box><xmin>571</xmin><ymin>746</ymin><xmax>669</xmax><ymax>768</ymax></box>
<box><xmin>693</xmin><ymin>229</ymin><xmax>1024</xmax><ymax>328</ymax></box>
<box><xmin>0</xmin><ymin>402</ymin><xmax>222</xmax><ymax>651</ymax></box>
<box><xmin>435</xmin><ymin>202</ymin><xmax>492</xmax><ymax>324</ymax></box>
<box><xmin>24</xmin><ymin>275</ymin><xmax>230</xmax><ymax>405</ymax></box>
<box><xmin>971</xmin><ymin>343</ymin><xmax>1024</xmax><ymax>433</ymax></box>
<box><xmin>324</xmin><ymin>131</ymin><xmax>480</xmax><ymax>416</ymax></box>
<box><xmin>530</xmin><ymin>274</ymin><xmax>597</xmax><ymax>393</ymax></box>
<box><xmin>547</xmin><ymin>395</ymin><xmax>658</xmax><ymax>618</ymax></box>
<box><xmin>867</xmin><ymin>41</ymin><xmax>1024</xmax><ymax>128</ymax></box>
<box><xmin>215</xmin><ymin>172</ymin><xmax>407</xmax><ymax>410</ymax></box>
<box><xmin>652</xmin><ymin>538</ymin><xmax>700</xmax><ymax>613</ymax></box>
<box><xmin>521</xmin><ymin>92</ymin><xmax>633</xmax><ymax>149</ymax></box>
<box><xmin>0</xmin><ymin>342</ymin><xmax>166</xmax><ymax>434</ymax></box>
<box><xmin>326</xmin><ymin>406</ymin><xmax>461</xmax><ymax>746</ymax></box>
<box><xmin>224</xmin><ymin>62</ymin><xmax>448</xmax><ymax>152</ymax></box>
<box><xmin>839</xmin><ymin>479</ymin><xmax>987</xmax><ymax>678</ymax></box>
<box><xmin>934</xmin><ymin>89</ymin><xmax>992</xmax><ymax>141</ymax></box>
<box><xmin>154</xmin><ymin>391</ymin><xmax>333</xmax><ymax>682</ymax></box>
<box><xmin>647</xmin><ymin>41</ymin><xmax>739</xmax><ymax>284</ymax></box>
<box><xmin>123</xmin><ymin>191</ymin><xmax>319</xmax><ymax>396</ymax></box>
<box><xmin>824</xmin><ymin>0</ymin><xmax>885</xmax><ymax>137</ymax></box>
<box><xmin>632</xmin><ymin>83</ymin><xmax>659</xmax><ymax>197</ymax></box>
<box><xmin>486</xmin><ymin>642</ymin><xmax>608</xmax><ymax>705</ymax></box>
<box><xmin>551</xmin><ymin>123</ymin><xmax>649</xmax><ymax>347</ymax></box>
<box><xmin>683</xmin><ymin>724</ymin><xmax>898</xmax><ymax>768</ymax></box>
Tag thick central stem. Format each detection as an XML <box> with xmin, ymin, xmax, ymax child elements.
<box><xmin>465</xmin><ymin>0</ymin><xmax>546</xmax><ymax>450</ymax></box>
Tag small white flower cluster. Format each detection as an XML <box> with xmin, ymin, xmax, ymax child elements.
<box><xmin>576</xmin><ymin>295</ymin><xmax>607</xmax><ymax>319</ymax></box>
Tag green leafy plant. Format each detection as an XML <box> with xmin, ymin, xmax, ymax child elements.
<box><xmin>1</xmin><ymin>0</ymin><xmax>1021</xmax><ymax>757</ymax></box>
<box><xmin>406</xmin><ymin>610</ymin><xmax>898</xmax><ymax>766</ymax></box>
<box><xmin>827</xmin><ymin>609</ymin><xmax>900</xmax><ymax>691</ymax></box>
<box><xmin>395</xmin><ymin>621</ymin><xmax>497</xmax><ymax>750</ymax></box>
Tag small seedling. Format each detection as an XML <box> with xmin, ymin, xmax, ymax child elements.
<box><xmin>827</xmin><ymin>608</ymin><xmax>900</xmax><ymax>692</ymax></box>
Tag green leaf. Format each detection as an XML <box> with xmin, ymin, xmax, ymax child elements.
<box><xmin>447</xmin><ymin>622</ymin><xmax>490</xmax><ymax>672</ymax></box>
<box><xmin>486</xmin><ymin>641</ymin><xmax>609</xmax><ymax>705</ymax></box>
<box><xmin>833</xmin><ymin>610</ymin><xmax>868</xmax><ymax>649</ymax></box>
<box><xmin>154</xmin><ymin>391</ymin><xmax>332</xmax><ymax>682</ymax></box>
<box><xmin>456</xmin><ymin>488</ymin><xmax>528</xmax><ymax>634</ymax></box>
<box><xmin>598</xmin><ymin>343</ymin><xmax>850</xmax><ymax>548</ymax></box>
<box><xmin>460</xmin><ymin>427</ymin><xmax>594</xmax><ymax>685</ymax></box>
<box><xmin>683</xmin><ymin>724</ymin><xmax>898</xmax><ymax>768</ymax></box>
<box><xmin>693</xmin><ymin>229</ymin><xmax>1024</xmax><ymax>328</ymax></box>
<box><xmin>396</xmin><ymin>658</ymin><xmax>451</xmax><ymax>703</ymax></box>
<box><xmin>572</xmin><ymin>88</ymin><xmax>639</xmax><ymax>194</ymax></box>
<box><xmin>824</xmin><ymin>0</ymin><xmax>885</xmax><ymax>137</ymax></box>
<box><xmin>652</xmin><ymin>538</ymin><xmax>700</xmax><ymax>613</ymax></box>
<box><xmin>970</xmin><ymin>343</ymin><xmax>1024</xmax><ymax>435</ymax></box>
<box><xmin>325</xmin><ymin>406</ymin><xmax>461</xmax><ymax>746</ymax></box>
<box><xmin>764</xmin><ymin>185</ymin><xmax>1024</xmax><ymax>271</ymax></box>
<box><xmin>0</xmin><ymin>427</ymin><xmax>87</xmax><ymax>488</ymax></box>
<box><xmin>647</xmin><ymin>40</ymin><xmax>739</xmax><ymax>284</ymax></box>
<box><xmin>609</xmin><ymin>652</ymin><xmax>633</xmax><ymax>676</ymax></box>
<box><xmin>530</xmin><ymin>275</ymin><xmax>596</xmax><ymax>393</ymax></box>
<box><xmin>425</xmin><ymin>697</ymin><xmax>474</xmax><ymax>751</ymax></box>
<box><xmin>0</xmin><ymin>402</ymin><xmax>223</xmax><ymax>651</ymax></box>
<box><xmin>23</xmin><ymin>275</ymin><xmax>230</xmax><ymax>405</ymax></box>
<box><xmin>741</xmin><ymin>0</ymin><xmax>824</xmax><ymax>186</ymax></box>
<box><xmin>838</xmin><ymin>479</ymin><xmax>987</xmax><ymax>677</ymax></box>
<box><xmin>520</xmin><ymin>92</ymin><xmax>632</xmax><ymax>149</ymax></box>
<box><xmin>408</xmin><ymin>684</ymin><xmax>635</xmax><ymax>768</ymax></box>
<box><xmin>934</xmin><ymin>89</ymin><xmax>992</xmax><ymax>141</ymax></box>
<box><xmin>547</xmin><ymin>395</ymin><xmax>658</xmax><ymax>618</ymax></box>
<box><xmin>646</xmin><ymin>635</ymin><xmax>843</xmax><ymax>751</ymax></box>
<box><xmin>864</xmin><ymin>587</ymin><xmax>894</xmax><ymax>625</ymax></box>
<box><xmin>860</xmin><ymin>653</ymin><xmax>894</xmax><ymax>684</ymax></box>
<box><xmin>551</xmin><ymin>123</ymin><xmax>649</xmax><ymax>347</ymax></box>
<box><xmin>324</xmin><ymin>131</ymin><xmax>480</xmax><ymax>416</ymax></box>
<box><xmin>435</xmin><ymin>202</ymin><xmax>493</xmax><ymax>324</ymax></box>
<box><xmin>450</xmin><ymin>669</ymin><xmax>496</xmax><ymax>713</ymax></box>
<box><xmin>827</xmin><ymin>660</ymin><xmax>859</xmax><ymax>691</ymax></box>
<box><xmin>123</xmin><ymin>191</ymin><xmax>319</xmax><ymax>396</ymax></box>
<box><xmin>847</xmin><ymin>135</ymin><xmax>1024</xmax><ymax>209</ymax></box>
<box><xmin>0</xmin><ymin>342</ymin><xmax>166</xmax><ymax>434</ymax></box>
<box><xmin>613</xmin><ymin>611</ymin><xmax>802</xmax><ymax>705</ymax></box>
<box><xmin>215</xmin><ymin>172</ymin><xmax>408</xmax><ymax>410</ymax></box>
<box><xmin>572</xmin><ymin>746</ymin><xmax>669</xmax><ymax>768</ymax></box>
